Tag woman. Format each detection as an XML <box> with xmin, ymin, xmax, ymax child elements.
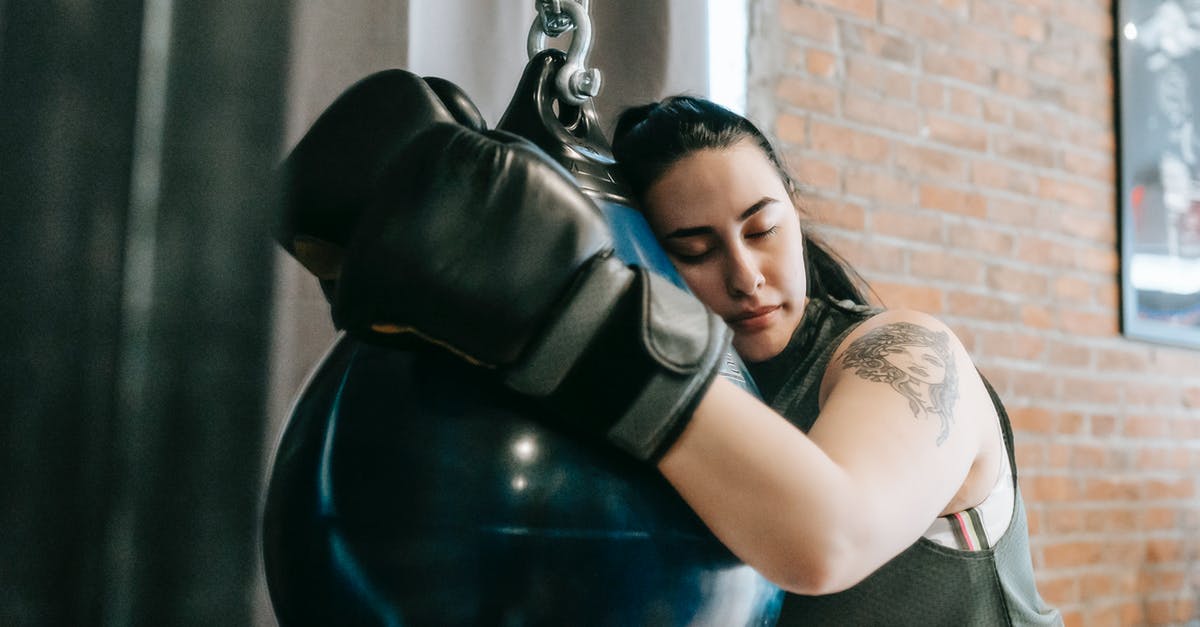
<box><xmin>610</xmin><ymin>96</ymin><xmax>1060</xmax><ymax>624</ymax></box>
<box><xmin>316</xmin><ymin>72</ymin><xmax>1061</xmax><ymax>623</ymax></box>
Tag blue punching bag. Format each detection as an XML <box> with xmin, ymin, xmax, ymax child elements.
<box><xmin>262</xmin><ymin>57</ymin><xmax>782</xmax><ymax>626</ymax></box>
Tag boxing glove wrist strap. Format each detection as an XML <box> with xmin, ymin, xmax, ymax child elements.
<box><xmin>505</xmin><ymin>256</ymin><xmax>731</xmax><ymax>461</ymax></box>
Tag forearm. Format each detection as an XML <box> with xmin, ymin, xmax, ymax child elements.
<box><xmin>656</xmin><ymin>377</ymin><xmax>863</xmax><ymax>594</ymax></box>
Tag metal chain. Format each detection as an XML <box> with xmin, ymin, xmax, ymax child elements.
<box><xmin>527</xmin><ymin>0</ymin><xmax>601</xmax><ymax>105</ymax></box>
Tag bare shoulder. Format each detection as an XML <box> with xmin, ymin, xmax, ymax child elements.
<box><xmin>819</xmin><ymin>308</ymin><xmax>988</xmax><ymax>446</ymax></box>
<box><xmin>827</xmin><ymin>308</ymin><xmax>975</xmax><ymax>379</ymax></box>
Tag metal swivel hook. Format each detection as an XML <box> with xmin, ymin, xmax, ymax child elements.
<box><xmin>527</xmin><ymin>0</ymin><xmax>602</xmax><ymax>105</ymax></box>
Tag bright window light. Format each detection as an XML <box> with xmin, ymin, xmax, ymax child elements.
<box><xmin>708</xmin><ymin>0</ymin><xmax>748</xmax><ymax>114</ymax></box>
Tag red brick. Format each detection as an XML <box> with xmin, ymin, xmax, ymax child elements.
<box><xmin>871</xmin><ymin>280</ymin><xmax>945</xmax><ymax>311</ymax></box>
<box><xmin>1060</xmin><ymin>376</ymin><xmax>1121</xmax><ymax>404</ymax></box>
<box><xmin>981</xmin><ymin>329</ymin><xmax>1045</xmax><ymax>360</ymax></box>
<box><xmin>1047</xmin><ymin>340</ymin><xmax>1090</xmax><ymax>367</ymax></box>
<box><xmin>1144</xmin><ymin>478</ymin><xmax>1195</xmax><ymax>499</ymax></box>
<box><xmin>972</xmin><ymin>159</ymin><xmax>1037</xmax><ymax>195</ymax></box>
<box><xmin>970</xmin><ymin>0</ymin><xmax>1006</xmax><ymax>28</ymax></box>
<box><xmin>806</xmin><ymin>48</ymin><xmax>839</xmax><ymax>79</ymax></box>
<box><xmin>806</xmin><ymin>197</ymin><xmax>867</xmax><ymax>230</ymax></box>
<box><xmin>1037</xmin><ymin>176</ymin><xmax>1107</xmax><ymax>211</ymax></box>
<box><xmin>1036</xmin><ymin>576</ymin><xmax>1078</xmax><ymax>605</ymax></box>
<box><xmin>954</xmin><ymin>26</ymin><xmax>1007</xmax><ymax>64</ymax></box>
<box><xmin>896</xmin><ymin>145</ymin><xmax>969</xmax><ymax>181</ymax></box>
<box><xmin>993</xmin><ymin>133</ymin><xmax>1057</xmax><ymax>169</ymax></box>
<box><xmin>846</xmin><ymin>170</ymin><xmax>916</xmax><ymax>206</ymax></box>
<box><xmin>1011</xmin><ymin>106</ymin><xmax>1056</xmax><ymax>138</ymax></box>
<box><xmin>1125</xmin><ymin>383</ymin><xmax>1180</xmax><ymax>408</ymax></box>
<box><xmin>1010</xmin><ymin>406</ymin><xmax>1055</xmax><ymax>434</ymax></box>
<box><xmin>872</xmin><ymin>208</ymin><xmax>945</xmax><ymax>244</ymax></box>
<box><xmin>1048</xmin><ymin>442</ymin><xmax>1078</xmax><ymax>469</ymax></box>
<box><xmin>808</xmin><ymin>120</ymin><xmax>891</xmax><ymax>161</ymax></box>
<box><xmin>916</xmin><ymin>182</ymin><xmax>984</xmax><ymax>217</ymax></box>
<box><xmin>947</xmin><ymin>291</ymin><xmax>1016</xmax><ymax>322</ymax></box>
<box><xmin>843</xmin><ymin>92</ymin><xmax>921</xmax><ymax>133</ymax></box>
<box><xmin>808</xmin><ymin>0</ymin><xmax>878</xmax><ymax>21</ymax></box>
<box><xmin>1096</xmin><ymin>347</ymin><xmax>1148</xmax><ymax>371</ymax></box>
<box><xmin>1058</xmin><ymin>2</ymin><xmax>1112</xmax><ymax>38</ymax></box>
<box><xmin>917</xmin><ymin>80</ymin><xmax>944</xmax><ymax>108</ymax></box>
<box><xmin>1011</xmin><ymin>369</ymin><xmax>1057</xmax><ymax>399</ymax></box>
<box><xmin>1070</xmin><ymin>444</ymin><xmax>1106</xmax><ymax>470</ymax></box>
<box><xmin>1015</xmin><ymin>235</ymin><xmax>1073</xmax><ymax>267</ymax></box>
<box><xmin>1052</xmin><ymin>275</ymin><xmax>1091</xmax><ymax>302</ymax></box>
<box><xmin>780</xmin><ymin>2</ymin><xmax>839</xmax><ymax>42</ymax></box>
<box><xmin>1015</xmin><ymin>440</ymin><xmax>1044</xmax><ymax>468</ymax></box>
<box><xmin>776</xmin><ymin>77</ymin><xmax>839</xmax><ymax>114</ymax></box>
<box><xmin>1058</xmin><ymin>309</ymin><xmax>1116</xmax><ymax>337</ymax></box>
<box><xmin>947</xmin><ymin>87</ymin><xmax>981</xmax><ymax>117</ymax></box>
<box><xmin>1029</xmin><ymin>50</ymin><xmax>1074</xmax><ymax>81</ymax></box>
<box><xmin>922</xmin><ymin>49</ymin><xmax>992</xmax><ymax>86</ymax></box>
<box><xmin>840</xmin><ymin>22</ymin><xmax>916</xmax><ymax>63</ymax></box>
<box><xmin>846</xmin><ymin>55</ymin><xmax>913</xmax><ymax>100</ymax></box>
<box><xmin>981</xmin><ymin>97</ymin><xmax>1011</xmax><ymax>124</ymax></box>
<box><xmin>1070</xmin><ymin>244</ymin><xmax>1118</xmax><ymax>274</ymax></box>
<box><xmin>1118</xmin><ymin>603</ymin><xmax>1144</xmax><ymax>626</ymax></box>
<box><xmin>1080</xmin><ymin>572</ymin><xmax>1114</xmax><ymax>597</ymax></box>
<box><xmin>1184</xmin><ymin>387</ymin><xmax>1200</xmax><ymax>409</ymax></box>
<box><xmin>1020</xmin><ymin>304</ymin><xmax>1054</xmax><ymax>330</ymax></box>
<box><xmin>1043</xmin><ymin>541</ymin><xmax>1103</xmax><ymax>567</ymax></box>
<box><xmin>1123</xmin><ymin>413</ymin><xmax>1171</xmax><ymax>437</ymax></box>
<box><xmin>1011</xmin><ymin>11</ymin><xmax>1045</xmax><ymax>41</ymax></box>
<box><xmin>910</xmin><ymin>249</ymin><xmax>984</xmax><ymax>283</ymax></box>
<box><xmin>987</xmin><ymin>264</ymin><xmax>1048</xmax><ymax>297</ymax></box>
<box><xmin>926</xmin><ymin>113</ymin><xmax>988</xmax><ymax>152</ymax></box>
<box><xmin>788</xmin><ymin>153</ymin><xmax>841</xmax><ymax>192</ymax></box>
<box><xmin>947</xmin><ymin>223</ymin><xmax>1015</xmax><ymax>255</ymax></box>
<box><xmin>820</xmin><ymin>231</ymin><xmax>907</xmax><ymax>274</ymax></box>
<box><xmin>1057</xmin><ymin>412</ymin><xmax>1084</xmax><ymax>435</ymax></box>
<box><xmin>1093</xmin><ymin>281</ymin><xmax>1118</xmax><ymax>309</ymax></box>
<box><xmin>1090</xmin><ymin>414</ymin><xmax>1116</xmax><ymax>437</ymax></box>
<box><xmin>776</xmin><ymin>112</ymin><xmax>808</xmax><ymax>143</ymax></box>
<box><xmin>1083</xmin><ymin>477</ymin><xmax>1139</xmax><ymax>500</ymax></box>
<box><xmin>995</xmin><ymin>70</ymin><xmax>1034</xmax><ymax>99</ymax></box>
<box><xmin>880</xmin><ymin>0</ymin><xmax>953</xmax><ymax>40</ymax></box>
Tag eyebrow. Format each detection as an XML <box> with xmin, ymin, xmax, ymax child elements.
<box><xmin>662</xmin><ymin>197</ymin><xmax>779</xmax><ymax>239</ymax></box>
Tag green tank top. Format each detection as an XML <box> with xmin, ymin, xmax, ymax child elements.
<box><xmin>746</xmin><ymin>296</ymin><xmax>1062</xmax><ymax>626</ymax></box>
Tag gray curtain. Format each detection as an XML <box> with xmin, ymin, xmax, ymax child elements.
<box><xmin>0</xmin><ymin>0</ymin><xmax>292</xmax><ymax>624</ymax></box>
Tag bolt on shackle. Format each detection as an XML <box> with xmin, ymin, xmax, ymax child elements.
<box><xmin>527</xmin><ymin>0</ymin><xmax>602</xmax><ymax>105</ymax></box>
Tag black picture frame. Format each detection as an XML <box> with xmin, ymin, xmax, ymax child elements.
<box><xmin>1116</xmin><ymin>0</ymin><xmax>1200</xmax><ymax>350</ymax></box>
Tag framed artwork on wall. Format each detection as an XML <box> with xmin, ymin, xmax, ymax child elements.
<box><xmin>1117</xmin><ymin>0</ymin><xmax>1200</xmax><ymax>350</ymax></box>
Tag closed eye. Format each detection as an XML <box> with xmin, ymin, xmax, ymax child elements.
<box><xmin>748</xmin><ymin>225</ymin><xmax>779</xmax><ymax>240</ymax></box>
<box><xmin>672</xmin><ymin>249</ymin><xmax>713</xmax><ymax>264</ymax></box>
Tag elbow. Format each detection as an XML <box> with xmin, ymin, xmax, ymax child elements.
<box><xmin>771</xmin><ymin>532</ymin><xmax>874</xmax><ymax>596</ymax></box>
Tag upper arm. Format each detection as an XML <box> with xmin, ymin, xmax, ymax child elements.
<box><xmin>808</xmin><ymin>309</ymin><xmax>994</xmax><ymax>578</ymax></box>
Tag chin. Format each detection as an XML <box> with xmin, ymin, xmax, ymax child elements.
<box><xmin>733</xmin><ymin>334</ymin><xmax>788</xmax><ymax>364</ymax></box>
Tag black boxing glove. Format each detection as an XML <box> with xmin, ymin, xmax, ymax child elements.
<box><xmin>277</xmin><ymin>70</ymin><xmax>485</xmax><ymax>291</ymax></box>
<box><xmin>336</xmin><ymin>123</ymin><xmax>731</xmax><ymax>462</ymax></box>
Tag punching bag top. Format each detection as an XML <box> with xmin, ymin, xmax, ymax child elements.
<box><xmin>497</xmin><ymin>49</ymin><xmax>632</xmax><ymax>206</ymax></box>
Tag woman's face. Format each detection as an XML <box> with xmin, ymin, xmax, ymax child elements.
<box><xmin>642</xmin><ymin>140</ymin><xmax>807</xmax><ymax>362</ymax></box>
<box><xmin>883</xmin><ymin>345</ymin><xmax>947</xmax><ymax>385</ymax></box>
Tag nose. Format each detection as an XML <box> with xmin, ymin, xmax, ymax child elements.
<box><xmin>726</xmin><ymin>242</ymin><xmax>764</xmax><ymax>297</ymax></box>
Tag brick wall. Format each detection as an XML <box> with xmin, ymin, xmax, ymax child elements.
<box><xmin>750</xmin><ymin>0</ymin><xmax>1200</xmax><ymax>624</ymax></box>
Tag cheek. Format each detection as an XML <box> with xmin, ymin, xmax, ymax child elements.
<box><xmin>674</xmin><ymin>265</ymin><xmax>724</xmax><ymax>308</ymax></box>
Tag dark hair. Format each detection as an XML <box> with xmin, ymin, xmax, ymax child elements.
<box><xmin>611</xmin><ymin>96</ymin><xmax>874</xmax><ymax>307</ymax></box>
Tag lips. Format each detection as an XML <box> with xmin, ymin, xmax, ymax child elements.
<box><xmin>727</xmin><ymin>304</ymin><xmax>782</xmax><ymax>330</ymax></box>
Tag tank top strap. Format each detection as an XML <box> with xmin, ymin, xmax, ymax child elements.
<box><xmin>746</xmin><ymin>295</ymin><xmax>880</xmax><ymax>432</ymax></box>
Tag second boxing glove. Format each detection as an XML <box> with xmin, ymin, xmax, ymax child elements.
<box><xmin>335</xmin><ymin>123</ymin><xmax>731</xmax><ymax>462</ymax></box>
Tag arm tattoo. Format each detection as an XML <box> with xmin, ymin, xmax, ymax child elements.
<box><xmin>840</xmin><ymin>322</ymin><xmax>959</xmax><ymax>445</ymax></box>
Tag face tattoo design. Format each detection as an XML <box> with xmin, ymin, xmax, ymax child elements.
<box><xmin>840</xmin><ymin>322</ymin><xmax>959</xmax><ymax>445</ymax></box>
